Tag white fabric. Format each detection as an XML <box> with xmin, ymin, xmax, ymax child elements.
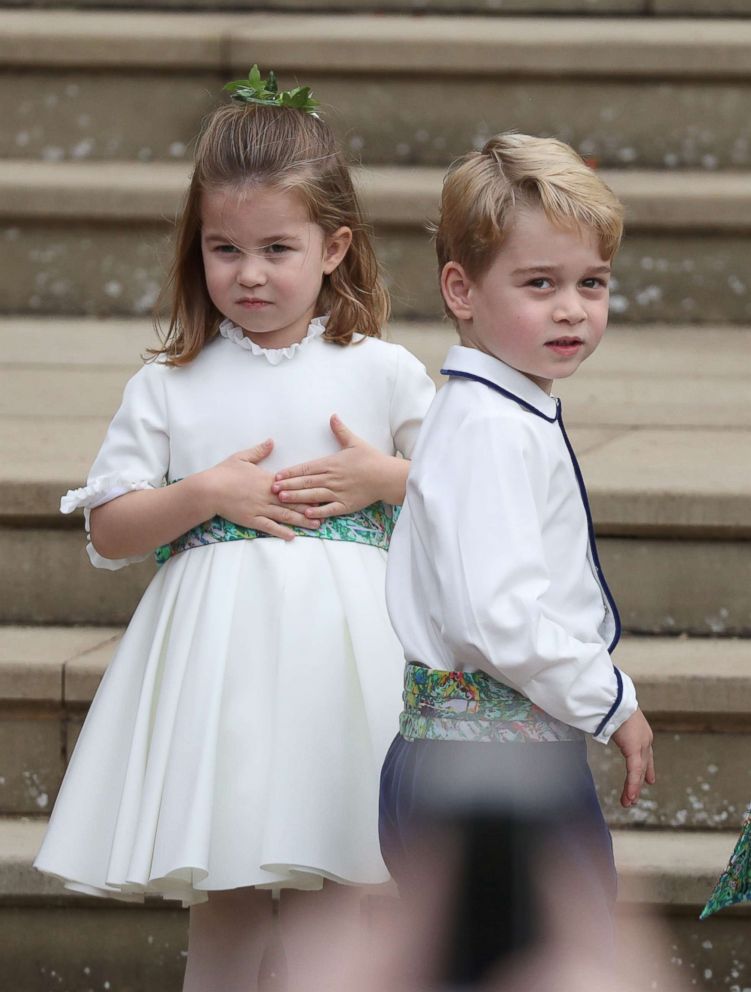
<box><xmin>386</xmin><ymin>345</ymin><xmax>637</xmax><ymax>746</ymax></box>
<box><xmin>36</xmin><ymin>323</ymin><xmax>435</xmax><ymax>904</ymax></box>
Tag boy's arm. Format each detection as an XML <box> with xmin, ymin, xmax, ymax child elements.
<box><xmin>409</xmin><ymin>411</ymin><xmax>637</xmax><ymax>743</ymax></box>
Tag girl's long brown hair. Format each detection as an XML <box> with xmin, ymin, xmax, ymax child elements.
<box><xmin>152</xmin><ymin>104</ymin><xmax>389</xmax><ymax>365</ymax></box>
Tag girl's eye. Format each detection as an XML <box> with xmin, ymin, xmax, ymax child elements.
<box><xmin>215</xmin><ymin>244</ymin><xmax>238</xmax><ymax>254</ymax></box>
<box><xmin>264</xmin><ymin>243</ymin><xmax>290</xmax><ymax>255</ymax></box>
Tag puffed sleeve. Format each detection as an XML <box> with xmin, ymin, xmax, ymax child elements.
<box><xmin>60</xmin><ymin>363</ymin><xmax>170</xmax><ymax>570</ymax></box>
<box><xmin>388</xmin><ymin>345</ymin><xmax>436</xmax><ymax>458</ymax></box>
<box><xmin>408</xmin><ymin>410</ymin><xmax>637</xmax><ymax>743</ymax></box>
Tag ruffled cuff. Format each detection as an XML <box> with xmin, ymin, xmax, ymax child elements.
<box><xmin>60</xmin><ymin>474</ymin><xmax>152</xmax><ymax>515</ymax></box>
<box><xmin>61</xmin><ymin>475</ymin><xmax>154</xmax><ymax>571</ymax></box>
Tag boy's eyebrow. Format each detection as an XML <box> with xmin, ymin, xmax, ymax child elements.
<box><xmin>512</xmin><ymin>263</ymin><xmax>612</xmax><ymax>276</ymax></box>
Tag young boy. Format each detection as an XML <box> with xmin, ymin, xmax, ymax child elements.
<box><xmin>380</xmin><ymin>134</ymin><xmax>655</xmax><ymax>927</ymax></box>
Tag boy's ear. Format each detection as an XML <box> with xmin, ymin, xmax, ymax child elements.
<box><xmin>441</xmin><ymin>261</ymin><xmax>474</xmax><ymax>322</ymax></box>
<box><xmin>323</xmin><ymin>226</ymin><xmax>353</xmax><ymax>274</ymax></box>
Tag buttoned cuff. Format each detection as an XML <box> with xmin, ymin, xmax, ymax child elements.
<box><xmin>592</xmin><ymin>668</ymin><xmax>638</xmax><ymax>744</ymax></box>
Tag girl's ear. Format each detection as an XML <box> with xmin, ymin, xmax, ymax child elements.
<box><xmin>441</xmin><ymin>261</ymin><xmax>474</xmax><ymax>322</ymax></box>
<box><xmin>323</xmin><ymin>226</ymin><xmax>353</xmax><ymax>274</ymax></box>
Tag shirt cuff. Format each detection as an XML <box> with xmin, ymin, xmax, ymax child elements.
<box><xmin>591</xmin><ymin>667</ymin><xmax>638</xmax><ymax>744</ymax></box>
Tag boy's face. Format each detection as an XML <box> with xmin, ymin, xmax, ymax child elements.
<box><xmin>444</xmin><ymin>206</ymin><xmax>612</xmax><ymax>393</ymax></box>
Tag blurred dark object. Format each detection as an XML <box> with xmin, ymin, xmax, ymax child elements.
<box><xmin>385</xmin><ymin>739</ymin><xmax>617</xmax><ymax>987</ymax></box>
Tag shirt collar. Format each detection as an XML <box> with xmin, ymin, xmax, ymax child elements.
<box><xmin>440</xmin><ymin>345</ymin><xmax>559</xmax><ymax>422</ymax></box>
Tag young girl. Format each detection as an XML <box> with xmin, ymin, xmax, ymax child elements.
<box><xmin>34</xmin><ymin>70</ymin><xmax>435</xmax><ymax>990</ymax></box>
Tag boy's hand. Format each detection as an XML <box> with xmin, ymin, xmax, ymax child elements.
<box><xmin>611</xmin><ymin>708</ymin><xmax>655</xmax><ymax>808</ymax></box>
<box><xmin>201</xmin><ymin>440</ymin><xmax>319</xmax><ymax>541</ymax></box>
<box><xmin>272</xmin><ymin>414</ymin><xmax>406</xmax><ymax>517</ymax></box>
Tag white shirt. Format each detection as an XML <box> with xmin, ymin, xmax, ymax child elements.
<box><xmin>386</xmin><ymin>345</ymin><xmax>637</xmax><ymax>745</ymax></box>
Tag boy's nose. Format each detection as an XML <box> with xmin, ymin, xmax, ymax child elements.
<box><xmin>552</xmin><ymin>291</ymin><xmax>587</xmax><ymax>324</ymax></box>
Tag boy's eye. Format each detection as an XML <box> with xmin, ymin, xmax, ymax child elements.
<box><xmin>582</xmin><ymin>277</ymin><xmax>608</xmax><ymax>289</ymax></box>
<box><xmin>527</xmin><ymin>277</ymin><xmax>552</xmax><ymax>289</ymax></box>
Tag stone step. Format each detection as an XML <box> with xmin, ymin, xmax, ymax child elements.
<box><xmin>5</xmin><ymin>0</ymin><xmax>750</xmax><ymax>15</ymax></box>
<box><xmin>0</xmin><ymin>317</ymin><xmax>749</xmax><ymax>627</ymax></box>
<box><xmin>1</xmin><ymin>815</ymin><xmax>748</xmax><ymax>991</ymax></box>
<box><xmin>2</xmin><ymin>11</ymin><xmax>751</xmax><ymax>169</ymax></box>
<box><xmin>4</xmin><ymin>162</ymin><xmax>751</xmax><ymax>322</ymax></box>
<box><xmin>589</xmin><ymin>637</ymin><xmax>751</xmax><ymax>830</ymax></box>
<box><xmin>2</xmin><ymin>625</ymin><xmax>750</xmax><ymax>829</ymax></box>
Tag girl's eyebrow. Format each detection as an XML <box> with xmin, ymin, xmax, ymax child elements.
<box><xmin>259</xmin><ymin>234</ymin><xmax>301</xmax><ymax>245</ymax></box>
<box><xmin>202</xmin><ymin>232</ymin><xmax>301</xmax><ymax>245</ymax></box>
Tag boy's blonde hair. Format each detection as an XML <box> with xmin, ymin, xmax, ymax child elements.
<box><xmin>436</xmin><ymin>133</ymin><xmax>624</xmax><ymax>312</ymax></box>
<box><xmin>152</xmin><ymin>104</ymin><xmax>389</xmax><ymax>365</ymax></box>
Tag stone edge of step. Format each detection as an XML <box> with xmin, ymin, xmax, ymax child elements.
<box><xmin>1</xmin><ymin>11</ymin><xmax>751</xmax><ymax>77</ymax></box>
<box><xmin>2</xmin><ymin>162</ymin><xmax>750</xmax><ymax>232</ymax></box>
<box><xmin>2</xmin><ymin>628</ymin><xmax>749</xmax><ymax>714</ymax></box>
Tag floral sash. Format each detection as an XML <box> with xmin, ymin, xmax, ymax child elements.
<box><xmin>399</xmin><ymin>663</ymin><xmax>584</xmax><ymax>744</ymax></box>
<box><xmin>155</xmin><ymin>499</ymin><xmax>398</xmax><ymax>565</ymax></box>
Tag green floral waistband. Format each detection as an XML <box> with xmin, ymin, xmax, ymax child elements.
<box><xmin>155</xmin><ymin>498</ymin><xmax>399</xmax><ymax>565</ymax></box>
<box><xmin>399</xmin><ymin>663</ymin><xmax>584</xmax><ymax>744</ymax></box>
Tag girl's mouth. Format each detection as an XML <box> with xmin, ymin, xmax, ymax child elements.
<box><xmin>238</xmin><ymin>298</ymin><xmax>271</xmax><ymax>310</ymax></box>
<box><xmin>545</xmin><ymin>337</ymin><xmax>584</xmax><ymax>356</ymax></box>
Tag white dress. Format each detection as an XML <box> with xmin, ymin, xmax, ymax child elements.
<box><xmin>34</xmin><ymin>318</ymin><xmax>436</xmax><ymax>905</ymax></box>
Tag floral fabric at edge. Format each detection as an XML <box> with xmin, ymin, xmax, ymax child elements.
<box><xmin>701</xmin><ymin>805</ymin><xmax>751</xmax><ymax>919</ymax></box>
<box><xmin>155</xmin><ymin>499</ymin><xmax>399</xmax><ymax>565</ymax></box>
<box><xmin>399</xmin><ymin>663</ymin><xmax>584</xmax><ymax>744</ymax></box>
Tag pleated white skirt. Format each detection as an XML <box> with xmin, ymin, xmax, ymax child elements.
<box><xmin>34</xmin><ymin>538</ymin><xmax>405</xmax><ymax>905</ymax></box>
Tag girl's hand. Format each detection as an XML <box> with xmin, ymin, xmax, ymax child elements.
<box><xmin>272</xmin><ymin>415</ymin><xmax>409</xmax><ymax>518</ymax></box>
<box><xmin>611</xmin><ymin>708</ymin><xmax>655</xmax><ymax>808</ymax></box>
<box><xmin>202</xmin><ymin>439</ymin><xmax>320</xmax><ymax>541</ymax></box>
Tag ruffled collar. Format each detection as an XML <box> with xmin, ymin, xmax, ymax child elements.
<box><xmin>218</xmin><ymin>316</ymin><xmax>327</xmax><ymax>366</ymax></box>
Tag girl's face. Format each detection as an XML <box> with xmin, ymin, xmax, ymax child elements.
<box><xmin>200</xmin><ymin>185</ymin><xmax>351</xmax><ymax>350</ymax></box>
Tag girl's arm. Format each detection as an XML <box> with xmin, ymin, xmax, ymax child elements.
<box><xmin>90</xmin><ymin>440</ymin><xmax>318</xmax><ymax>560</ymax></box>
<box><xmin>272</xmin><ymin>415</ymin><xmax>409</xmax><ymax>517</ymax></box>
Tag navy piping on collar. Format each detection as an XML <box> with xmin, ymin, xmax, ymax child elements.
<box><xmin>443</xmin><ymin>365</ymin><xmax>624</xmax><ymax>736</ymax></box>
<box><xmin>440</xmin><ymin>369</ymin><xmax>558</xmax><ymax>422</ymax></box>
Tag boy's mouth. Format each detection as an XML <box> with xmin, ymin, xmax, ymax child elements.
<box><xmin>545</xmin><ymin>336</ymin><xmax>584</xmax><ymax>356</ymax></box>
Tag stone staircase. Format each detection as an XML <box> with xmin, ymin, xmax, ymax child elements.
<box><xmin>1</xmin><ymin>3</ymin><xmax>750</xmax><ymax>990</ymax></box>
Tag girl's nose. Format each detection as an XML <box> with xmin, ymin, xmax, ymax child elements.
<box><xmin>236</xmin><ymin>254</ymin><xmax>267</xmax><ymax>287</ymax></box>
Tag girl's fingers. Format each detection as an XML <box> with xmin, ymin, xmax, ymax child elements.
<box><xmin>272</xmin><ymin>474</ymin><xmax>328</xmax><ymax>493</ymax></box>
<box><xmin>240</xmin><ymin>439</ymin><xmax>274</xmax><ymax>463</ymax></box>
<box><xmin>253</xmin><ymin>517</ymin><xmax>297</xmax><ymax>541</ymax></box>
<box><xmin>278</xmin><ymin>487</ymin><xmax>333</xmax><ymax>504</ymax></box>
<box><xmin>303</xmin><ymin>502</ymin><xmax>346</xmax><ymax>520</ymax></box>
<box><xmin>273</xmin><ymin>461</ymin><xmax>326</xmax><ymax>483</ymax></box>
<box><xmin>266</xmin><ymin>506</ymin><xmax>320</xmax><ymax>529</ymax></box>
<box><xmin>329</xmin><ymin>413</ymin><xmax>356</xmax><ymax>446</ymax></box>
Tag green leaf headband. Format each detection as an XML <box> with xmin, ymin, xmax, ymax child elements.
<box><xmin>224</xmin><ymin>65</ymin><xmax>320</xmax><ymax>115</ymax></box>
